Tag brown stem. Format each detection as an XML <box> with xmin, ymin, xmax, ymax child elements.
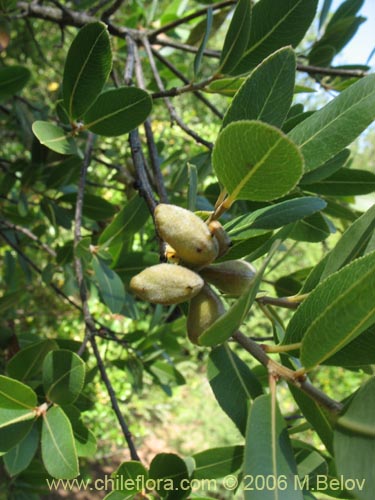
<box><xmin>0</xmin><ymin>220</ymin><xmax>56</xmax><ymax>257</ymax></box>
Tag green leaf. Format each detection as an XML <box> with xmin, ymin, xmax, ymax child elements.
<box><xmin>92</xmin><ymin>256</ymin><xmax>126</xmax><ymax>313</ymax></box>
<box><xmin>58</xmin><ymin>193</ymin><xmax>117</xmax><ymax>220</ymax></box>
<box><xmin>205</xmin><ymin>77</ymin><xmax>245</xmax><ymax>96</ymax></box>
<box><xmin>223</xmin><ymin>48</ymin><xmax>296</xmax><ymax>129</ymax></box>
<box><xmin>219</xmin><ymin>0</ymin><xmax>252</xmax><ymax>74</ymax></box>
<box><xmin>244</xmin><ymin>394</ymin><xmax>303</xmax><ymax>500</ymax></box>
<box><xmin>232</xmin><ymin>0</ymin><xmax>318</xmax><ymax>75</ymax></box>
<box><xmin>225</xmin><ymin>197</ymin><xmax>326</xmax><ymax>238</ymax></box>
<box><xmin>212</xmin><ymin>120</ymin><xmax>303</xmax><ymax>202</ymax></box>
<box><xmin>99</xmin><ymin>195</ymin><xmax>150</xmax><ymax>247</ymax></box>
<box><xmin>114</xmin><ymin>461</ymin><xmax>148</xmax><ymax>494</ymax></box>
<box><xmin>149</xmin><ymin>361</ymin><xmax>186</xmax><ymax>387</ymax></box>
<box><xmin>43</xmin><ymin>350</ymin><xmax>86</xmax><ymax>405</ymax></box>
<box><xmin>6</xmin><ymin>340</ymin><xmax>58</xmax><ymax>382</ymax></box>
<box><xmin>0</xmin><ymin>376</ymin><xmax>37</xmax><ymax>453</ymax></box>
<box><xmin>326</xmin><ymin>0</ymin><xmax>364</xmax><ymax>30</ymax></box>
<box><xmin>300</xmin><ymin>149</ymin><xmax>350</xmax><ymax>185</ymax></box>
<box><xmin>63</xmin><ymin>22</ymin><xmax>112</xmax><ymax>120</ymax></box>
<box><xmin>208</xmin><ymin>344</ymin><xmax>263</xmax><ymax>434</ymax></box>
<box><xmin>194</xmin><ymin>8</ymin><xmax>213</xmax><ymax>77</ymax></box>
<box><xmin>289</xmin><ymin>212</ymin><xmax>331</xmax><ymax>242</ymax></box>
<box><xmin>334</xmin><ymin>377</ymin><xmax>375</xmax><ymax>500</ymax></box>
<box><xmin>83</xmin><ymin>87</ymin><xmax>152</xmax><ymax>137</ymax></box>
<box><xmin>199</xmin><ymin>245</ymin><xmax>275</xmax><ymax>346</ymax></box>
<box><xmin>149</xmin><ymin>453</ymin><xmax>190</xmax><ymax>499</ymax></box>
<box><xmin>288</xmin><ymin>74</ymin><xmax>375</xmax><ymax>172</ymax></box>
<box><xmin>32</xmin><ymin>121</ymin><xmax>78</xmax><ymax>156</ymax></box>
<box><xmin>319</xmin><ymin>0</ymin><xmax>333</xmax><ymax>29</ymax></box>
<box><xmin>284</xmin><ymin>251</ymin><xmax>375</xmax><ymax>369</ymax></box>
<box><xmin>61</xmin><ymin>405</ymin><xmax>97</xmax><ymax>457</ymax></box>
<box><xmin>304</xmin><ymin>169</ymin><xmax>375</xmax><ymax>196</ymax></box>
<box><xmin>0</xmin><ymin>66</ymin><xmax>30</xmax><ymax>101</ymax></box>
<box><xmin>4</xmin><ymin>425</ymin><xmax>39</xmax><ymax>476</ymax></box>
<box><xmin>192</xmin><ymin>445</ymin><xmax>244</xmax><ymax>479</ymax></box>
<box><xmin>323</xmin><ymin>324</ymin><xmax>375</xmax><ymax>366</ymax></box>
<box><xmin>321</xmin><ymin>204</ymin><xmax>375</xmax><ymax>280</ymax></box>
<box><xmin>42</xmin><ymin>406</ymin><xmax>79</xmax><ymax>479</ymax></box>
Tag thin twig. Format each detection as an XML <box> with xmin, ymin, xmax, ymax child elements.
<box><xmin>142</xmin><ymin>36</ymin><xmax>213</xmax><ymax>149</ymax></box>
<box><xmin>233</xmin><ymin>331</ymin><xmax>343</xmax><ymax>414</ymax></box>
<box><xmin>296</xmin><ymin>63</ymin><xmax>367</xmax><ymax>78</ymax></box>
<box><xmin>0</xmin><ymin>220</ymin><xmax>56</xmax><ymax>257</ymax></box>
<box><xmin>153</xmin><ymin>36</ymin><xmax>220</xmax><ymax>58</ymax></box>
<box><xmin>256</xmin><ymin>295</ymin><xmax>301</xmax><ymax>310</ymax></box>
<box><xmin>151</xmin><ymin>48</ymin><xmax>223</xmax><ymax>118</ymax></box>
<box><xmin>124</xmin><ymin>34</ymin><xmax>135</xmax><ymax>85</ymax></box>
<box><xmin>90</xmin><ymin>335</ymin><xmax>141</xmax><ymax>461</ymax></box>
<box><xmin>149</xmin><ymin>0</ymin><xmax>236</xmax><ymax>39</ymax></box>
<box><xmin>101</xmin><ymin>0</ymin><xmax>125</xmax><ymax>21</ymax></box>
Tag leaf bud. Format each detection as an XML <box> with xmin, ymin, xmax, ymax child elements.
<box><xmin>200</xmin><ymin>259</ymin><xmax>256</xmax><ymax>296</ymax></box>
<box><xmin>186</xmin><ymin>284</ymin><xmax>225</xmax><ymax>344</ymax></box>
<box><xmin>130</xmin><ymin>263</ymin><xmax>204</xmax><ymax>305</ymax></box>
<box><xmin>208</xmin><ymin>220</ymin><xmax>232</xmax><ymax>258</ymax></box>
<box><xmin>155</xmin><ymin>204</ymin><xmax>219</xmax><ymax>267</ymax></box>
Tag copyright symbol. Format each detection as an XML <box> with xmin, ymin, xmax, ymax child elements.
<box><xmin>223</xmin><ymin>475</ymin><xmax>238</xmax><ymax>490</ymax></box>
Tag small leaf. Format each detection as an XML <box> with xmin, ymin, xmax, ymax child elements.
<box><xmin>334</xmin><ymin>377</ymin><xmax>375</xmax><ymax>500</ymax></box>
<box><xmin>6</xmin><ymin>340</ymin><xmax>58</xmax><ymax>382</ymax></box>
<box><xmin>304</xmin><ymin>169</ymin><xmax>375</xmax><ymax>196</ymax></box>
<box><xmin>289</xmin><ymin>212</ymin><xmax>331</xmax><ymax>242</ymax></box>
<box><xmin>84</xmin><ymin>87</ymin><xmax>152</xmax><ymax>136</ymax></box>
<box><xmin>43</xmin><ymin>350</ymin><xmax>86</xmax><ymax>405</ymax></box>
<box><xmin>99</xmin><ymin>196</ymin><xmax>150</xmax><ymax>247</ymax></box>
<box><xmin>149</xmin><ymin>453</ymin><xmax>190</xmax><ymax>499</ymax></box>
<box><xmin>62</xmin><ymin>405</ymin><xmax>97</xmax><ymax>457</ymax></box>
<box><xmin>284</xmin><ymin>250</ymin><xmax>375</xmax><ymax>369</ymax></box>
<box><xmin>300</xmin><ymin>149</ymin><xmax>350</xmax><ymax>185</ymax></box>
<box><xmin>244</xmin><ymin>394</ymin><xmax>303</xmax><ymax>500</ymax></box>
<box><xmin>32</xmin><ymin>121</ymin><xmax>78</xmax><ymax>156</ymax></box>
<box><xmin>288</xmin><ymin>73</ymin><xmax>375</xmax><ymax>171</ymax></box>
<box><xmin>114</xmin><ymin>461</ymin><xmax>148</xmax><ymax>494</ymax></box>
<box><xmin>205</xmin><ymin>77</ymin><xmax>245</xmax><ymax>97</ymax></box>
<box><xmin>42</xmin><ymin>407</ymin><xmax>79</xmax><ymax>479</ymax></box>
<box><xmin>0</xmin><ymin>66</ymin><xmax>30</xmax><ymax>101</ymax></box>
<box><xmin>92</xmin><ymin>256</ymin><xmax>126</xmax><ymax>313</ymax></box>
<box><xmin>63</xmin><ymin>22</ymin><xmax>112</xmax><ymax>120</ymax></box>
<box><xmin>149</xmin><ymin>361</ymin><xmax>186</xmax><ymax>386</ymax></box>
<box><xmin>319</xmin><ymin>0</ymin><xmax>334</xmax><ymax>29</ymax></box>
<box><xmin>4</xmin><ymin>425</ymin><xmax>39</xmax><ymax>476</ymax></box>
<box><xmin>194</xmin><ymin>8</ymin><xmax>213</xmax><ymax>77</ymax></box>
<box><xmin>223</xmin><ymin>47</ymin><xmax>296</xmax><ymax>129</ymax></box>
<box><xmin>192</xmin><ymin>446</ymin><xmax>244</xmax><ymax>479</ymax></box>
<box><xmin>232</xmin><ymin>0</ymin><xmax>318</xmax><ymax>74</ymax></box>
<box><xmin>208</xmin><ymin>344</ymin><xmax>263</xmax><ymax>434</ymax></box>
<box><xmin>219</xmin><ymin>0</ymin><xmax>252</xmax><ymax>74</ymax></box>
<box><xmin>213</xmin><ymin>120</ymin><xmax>303</xmax><ymax>202</ymax></box>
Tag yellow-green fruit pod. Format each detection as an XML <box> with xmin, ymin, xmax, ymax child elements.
<box><xmin>130</xmin><ymin>264</ymin><xmax>204</xmax><ymax>305</ymax></box>
<box><xmin>187</xmin><ymin>284</ymin><xmax>225</xmax><ymax>345</ymax></box>
<box><xmin>155</xmin><ymin>204</ymin><xmax>219</xmax><ymax>267</ymax></box>
<box><xmin>200</xmin><ymin>260</ymin><xmax>256</xmax><ymax>296</ymax></box>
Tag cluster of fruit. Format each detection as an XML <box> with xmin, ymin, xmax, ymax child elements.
<box><xmin>130</xmin><ymin>204</ymin><xmax>256</xmax><ymax>345</ymax></box>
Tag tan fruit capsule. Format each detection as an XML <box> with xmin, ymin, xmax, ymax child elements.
<box><xmin>208</xmin><ymin>220</ymin><xmax>232</xmax><ymax>258</ymax></box>
<box><xmin>130</xmin><ymin>264</ymin><xmax>204</xmax><ymax>305</ymax></box>
<box><xmin>154</xmin><ymin>204</ymin><xmax>219</xmax><ymax>267</ymax></box>
<box><xmin>186</xmin><ymin>284</ymin><xmax>225</xmax><ymax>345</ymax></box>
<box><xmin>200</xmin><ymin>260</ymin><xmax>256</xmax><ymax>296</ymax></box>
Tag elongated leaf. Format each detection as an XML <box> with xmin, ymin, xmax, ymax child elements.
<box><xmin>326</xmin><ymin>0</ymin><xmax>364</xmax><ymax>31</ymax></box>
<box><xmin>232</xmin><ymin>0</ymin><xmax>318</xmax><ymax>75</ymax></box>
<box><xmin>208</xmin><ymin>344</ymin><xmax>263</xmax><ymax>435</ymax></box>
<box><xmin>300</xmin><ymin>149</ymin><xmax>350</xmax><ymax>184</ymax></box>
<box><xmin>194</xmin><ymin>8</ymin><xmax>213</xmax><ymax>77</ymax></box>
<box><xmin>32</xmin><ymin>121</ymin><xmax>79</xmax><ymax>156</ymax></box>
<box><xmin>99</xmin><ymin>196</ymin><xmax>150</xmax><ymax>247</ymax></box>
<box><xmin>284</xmin><ymin>251</ymin><xmax>375</xmax><ymax>369</ymax></box>
<box><xmin>192</xmin><ymin>445</ymin><xmax>244</xmax><ymax>479</ymax></box>
<box><xmin>213</xmin><ymin>120</ymin><xmax>303</xmax><ymax>202</ymax></box>
<box><xmin>199</xmin><ymin>247</ymin><xmax>274</xmax><ymax>346</ymax></box>
<box><xmin>319</xmin><ymin>0</ymin><xmax>333</xmax><ymax>29</ymax></box>
<box><xmin>223</xmin><ymin>48</ymin><xmax>296</xmax><ymax>129</ymax></box>
<box><xmin>323</xmin><ymin>324</ymin><xmax>375</xmax><ymax>366</ymax></box>
<box><xmin>4</xmin><ymin>425</ymin><xmax>39</xmax><ymax>476</ymax></box>
<box><xmin>92</xmin><ymin>256</ymin><xmax>126</xmax><ymax>313</ymax></box>
<box><xmin>205</xmin><ymin>77</ymin><xmax>245</xmax><ymax>96</ymax></box>
<box><xmin>289</xmin><ymin>212</ymin><xmax>331</xmax><ymax>242</ymax></box>
<box><xmin>244</xmin><ymin>394</ymin><xmax>303</xmax><ymax>500</ymax></box>
<box><xmin>219</xmin><ymin>0</ymin><xmax>252</xmax><ymax>74</ymax></box>
<box><xmin>321</xmin><ymin>204</ymin><xmax>375</xmax><ymax>280</ymax></box>
<box><xmin>305</xmin><ymin>169</ymin><xmax>375</xmax><ymax>196</ymax></box>
<box><xmin>225</xmin><ymin>197</ymin><xmax>326</xmax><ymax>239</ymax></box>
<box><xmin>334</xmin><ymin>377</ymin><xmax>375</xmax><ymax>500</ymax></box>
<box><xmin>84</xmin><ymin>87</ymin><xmax>152</xmax><ymax>136</ymax></box>
<box><xmin>288</xmin><ymin>74</ymin><xmax>375</xmax><ymax>171</ymax></box>
<box><xmin>63</xmin><ymin>22</ymin><xmax>112</xmax><ymax>120</ymax></box>
<box><xmin>43</xmin><ymin>350</ymin><xmax>86</xmax><ymax>405</ymax></box>
<box><xmin>42</xmin><ymin>407</ymin><xmax>79</xmax><ymax>479</ymax></box>
<box><xmin>6</xmin><ymin>340</ymin><xmax>58</xmax><ymax>382</ymax></box>
<box><xmin>0</xmin><ymin>66</ymin><xmax>30</xmax><ymax>101</ymax></box>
